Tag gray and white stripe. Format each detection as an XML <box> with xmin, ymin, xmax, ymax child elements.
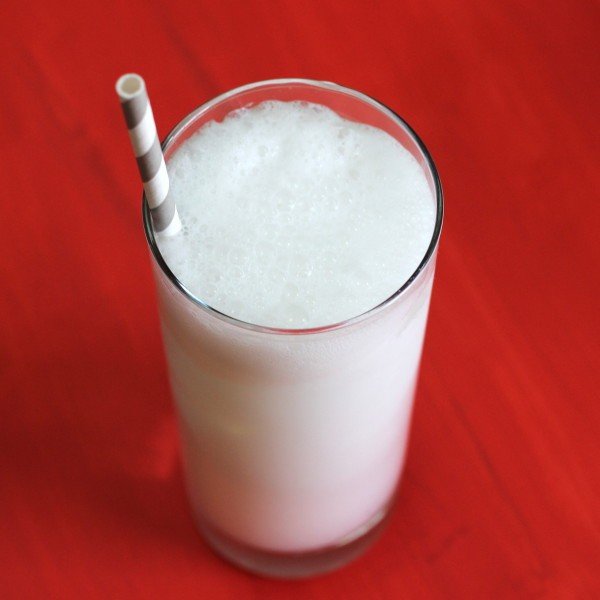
<box><xmin>116</xmin><ymin>74</ymin><xmax>181</xmax><ymax>235</ymax></box>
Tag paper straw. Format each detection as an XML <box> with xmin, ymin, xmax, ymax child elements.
<box><xmin>115</xmin><ymin>74</ymin><xmax>181</xmax><ymax>236</ymax></box>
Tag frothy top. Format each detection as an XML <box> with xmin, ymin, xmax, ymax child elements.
<box><xmin>157</xmin><ymin>101</ymin><xmax>435</xmax><ymax>328</ymax></box>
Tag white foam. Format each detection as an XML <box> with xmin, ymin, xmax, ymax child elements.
<box><xmin>157</xmin><ymin>101</ymin><xmax>435</xmax><ymax>328</ymax></box>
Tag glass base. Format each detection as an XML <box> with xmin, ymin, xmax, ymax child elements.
<box><xmin>196</xmin><ymin>504</ymin><xmax>391</xmax><ymax>579</ymax></box>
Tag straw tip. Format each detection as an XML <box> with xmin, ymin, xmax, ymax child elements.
<box><xmin>115</xmin><ymin>73</ymin><xmax>146</xmax><ymax>101</ymax></box>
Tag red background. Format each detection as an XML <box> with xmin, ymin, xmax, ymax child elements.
<box><xmin>1</xmin><ymin>1</ymin><xmax>598</xmax><ymax>598</ymax></box>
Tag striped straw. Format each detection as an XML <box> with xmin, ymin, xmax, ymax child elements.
<box><xmin>115</xmin><ymin>73</ymin><xmax>181</xmax><ymax>236</ymax></box>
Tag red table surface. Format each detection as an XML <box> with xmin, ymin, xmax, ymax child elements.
<box><xmin>1</xmin><ymin>0</ymin><xmax>598</xmax><ymax>598</ymax></box>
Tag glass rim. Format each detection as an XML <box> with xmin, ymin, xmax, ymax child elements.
<box><xmin>143</xmin><ymin>78</ymin><xmax>444</xmax><ymax>336</ymax></box>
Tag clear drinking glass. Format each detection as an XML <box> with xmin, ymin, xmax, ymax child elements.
<box><xmin>143</xmin><ymin>79</ymin><xmax>443</xmax><ymax>578</ymax></box>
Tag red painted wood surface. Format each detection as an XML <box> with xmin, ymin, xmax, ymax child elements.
<box><xmin>1</xmin><ymin>1</ymin><xmax>598</xmax><ymax>598</ymax></box>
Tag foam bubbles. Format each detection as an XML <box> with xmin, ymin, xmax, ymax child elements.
<box><xmin>157</xmin><ymin>101</ymin><xmax>435</xmax><ymax>328</ymax></box>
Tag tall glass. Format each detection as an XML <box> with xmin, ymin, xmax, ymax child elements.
<box><xmin>143</xmin><ymin>80</ymin><xmax>443</xmax><ymax>578</ymax></box>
